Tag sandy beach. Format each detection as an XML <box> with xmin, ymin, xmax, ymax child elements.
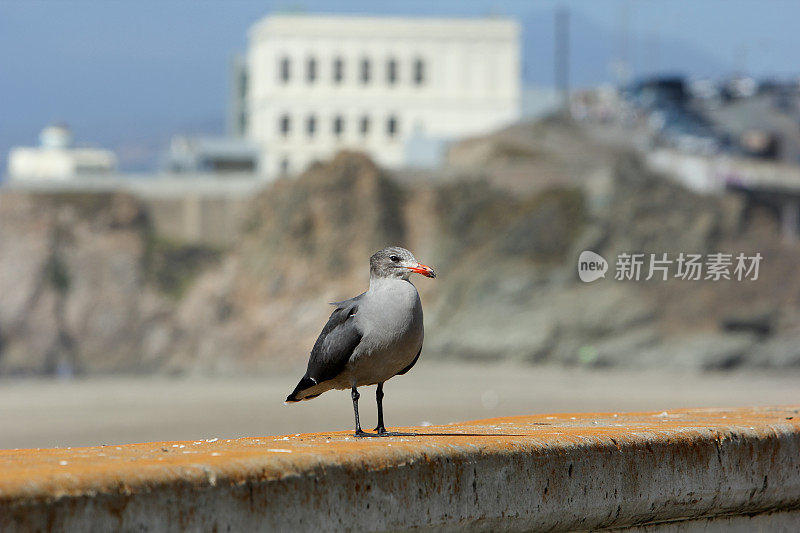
<box><xmin>0</xmin><ymin>361</ymin><xmax>797</xmax><ymax>449</ymax></box>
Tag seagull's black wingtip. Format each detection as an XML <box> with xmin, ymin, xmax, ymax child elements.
<box><xmin>285</xmin><ymin>376</ymin><xmax>321</xmax><ymax>404</ymax></box>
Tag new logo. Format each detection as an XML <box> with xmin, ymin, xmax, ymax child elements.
<box><xmin>578</xmin><ymin>251</ymin><xmax>608</xmax><ymax>282</ymax></box>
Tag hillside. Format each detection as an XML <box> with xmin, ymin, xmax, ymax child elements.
<box><xmin>2</xmin><ymin>120</ymin><xmax>800</xmax><ymax>375</ymax></box>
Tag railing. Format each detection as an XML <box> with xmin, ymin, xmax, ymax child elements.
<box><xmin>2</xmin><ymin>173</ymin><xmax>272</xmax><ymax>198</ymax></box>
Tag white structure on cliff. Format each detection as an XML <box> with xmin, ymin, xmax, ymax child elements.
<box><xmin>234</xmin><ymin>14</ymin><xmax>521</xmax><ymax>178</ymax></box>
<box><xmin>7</xmin><ymin>124</ymin><xmax>117</xmax><ymax>181</ymax></box>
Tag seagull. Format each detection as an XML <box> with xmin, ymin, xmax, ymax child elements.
<box><xmin>285</xmin><ymin>246</ymin><xmax>436</xmax><ymax>437</ymax></box>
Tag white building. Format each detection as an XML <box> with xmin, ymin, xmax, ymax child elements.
<box><xmin>7</xmin><ymin>124</ymin><xmax>117</xmax><ymax>181</ymax></box>
<box><xmin>239</xmin><ymin>14</ymin><xmax>520</xmax><ymax>178</ymax></box>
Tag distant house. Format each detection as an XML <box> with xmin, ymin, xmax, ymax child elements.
<box><xmin>7</xmin><ymin>124</ymin><xmax>116</xmax><ymax>181</ymax></box>
<box><xmin>234</xmin><ymin>14</ymin><xmax>521</xmax><ymax>179</ymax></box>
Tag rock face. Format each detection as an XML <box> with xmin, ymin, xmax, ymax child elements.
<box><xmin>165</xmin><ymin>146</ymin><xmax>800</xmax><ymax>373</ymax></box>
<box><xmin>0</xmin><ymin>192</ymin><xmax>217</xmax><ymax>375</ymax></box>
<box><xmin>0</xmin><ymin>193</ymin><xmax>162</xmax><ymax>374</ymax></box>
<box><xmin>165</xmin><ymin>151</ymin><xmax>590</xmax><ymax>374</ymax></box>
<box><xmin>167</xmin><ymin>153</ymin><xmax>408</xmax><ymax>373</ymax></box>
<box><xmin>2</xmin><ymin>121</ymin><xmax>800</xmax><ymax>375</ymax></box>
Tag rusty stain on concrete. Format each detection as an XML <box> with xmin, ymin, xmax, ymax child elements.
<box><xmin>1</xmin><ymin>406</ymin><xmax>799</xmax><ymax>532</ymax></box>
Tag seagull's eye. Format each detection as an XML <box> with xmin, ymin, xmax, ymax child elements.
<box><xmin>389</xmin><ymin>255</ymin><xmax>400</xmax><ymax>262</ymax></box>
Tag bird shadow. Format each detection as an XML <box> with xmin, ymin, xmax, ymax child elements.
<box><xmin>407</xmin><ymin>432</ymin><xmax>529</xmax><ymax>437</ymax></box>
<box><xmin>354</xmin><ymin>430</ymin><xmax>542</xmax><ymax>438</ymax></box>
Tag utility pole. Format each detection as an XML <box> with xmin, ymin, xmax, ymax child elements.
<box><xmin>645</xmin><ymin>25</ymin><xmax>660</xmax><ymax>76</ymax></box>
<box><xmin>555</xmin><ymin>6</ymin><xmax>570</xmax><ymax>115</ymax></box>
<box><xmin>613</xmin><ymin>1</ymin><xmax>632</xmax><ymax>86</ymax></box>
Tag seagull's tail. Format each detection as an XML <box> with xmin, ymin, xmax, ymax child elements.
<box><xmin>285</xmin><ymin>376</ymin><xmax>322</xmax><ymax>403</ymax></box>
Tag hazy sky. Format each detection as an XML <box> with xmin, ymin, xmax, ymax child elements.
<box><xmin>1</xmin><ymin>0</ymin><xmax>797</xmax><ymax>171</ymax></box>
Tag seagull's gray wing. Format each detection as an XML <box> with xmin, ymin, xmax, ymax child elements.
<box><xmin>307</xmin><ymin>299</ymin><xmax>362</xmax><ymax>382</ymax></box>
<box><xmin>286</xmin><ymin>298</ymin><xmax>362</xmax><ymax>402</ymax></box>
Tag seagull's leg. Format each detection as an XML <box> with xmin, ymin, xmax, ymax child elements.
<box><xmin>352</xmin><ymin>387</ymin><xmax>376</xmax><ymax>437</ymax></box>
<box><xmin>372</xmin><ymin>382</ymin><xmax>417</xmax><ymax>437</ymax></box>
<box><xmin>374</xmin><ymin>382</ymin><xmax>386</xmax><ymax>434</ymax></box>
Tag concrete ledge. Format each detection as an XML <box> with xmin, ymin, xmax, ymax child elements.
<box><xmin>1</xmin><ymin>406</ymin><xmax>799</xmax><ymax>531</ymax></box>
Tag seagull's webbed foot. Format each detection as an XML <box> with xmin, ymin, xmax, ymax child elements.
<box><xmin>354</xmin><ymin>429</ymin><xmax>380</xmax><ymax>438</ymax></box>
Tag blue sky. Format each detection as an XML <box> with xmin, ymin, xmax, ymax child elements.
<box><xmin>1</xmin><ymin>0</ymin><xmax>797</xmax><ymax>171</ymax></box>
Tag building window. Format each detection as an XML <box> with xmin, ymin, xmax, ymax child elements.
<box><xmin>306</xmin><ymin>115</ymin><xmax>316</xmax><ymax>137</ymax></box>
<box><xmin>387</xmin><ymin>58</ymin><xmax>398</xmax><ymax>85</ymax></box>
<box><xmin>306</xmin><ymin>57</ymin><xmax>317</xmax><ymax>83</ymax></box>
<box><xmin>360</xmin><ymin>58</ymin><xmax>371</xmax><ymax>84</ymax></box>
<box><xmin>387</xmin><ymin>115</ymin><xmax>398</xmax><ymax>137</ymax></box>
<box><xmin>333</xmin><ymin>57</ymin><xmax>344</xmax><ymax>84</ymax></box>
<box><xmin>279</xmin><ymin>114</ymin><xmax>291</xmax><ymax>136</ymax></box>
<box><xmin>413</xmin><ymin>58</ymin><xmax>425</xmax><ymax>85</ymax></box>
<box><xmin>280</xmin><ymin>156</ymin><xmax>289</xmax><ymax>175</ymax></box>
<box><xmin>359</xmin><ymin>116</ymin><xmax>370</xmax><ymax>136</ymax></box>
<box><xmin>279</xmin><ymin>56</ymin><xmax>291</xmax><ymax>83</ymax></box>
<box><xmin>333</xmin><ymin>115</ymin><xmax>344</xmax><ymax>137</ymax></box>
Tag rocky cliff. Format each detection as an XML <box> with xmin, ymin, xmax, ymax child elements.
<box><xmin>2</xmin><ymin>119</ymin><xmax>800</xmax><ymax>375</ymax></box>
<box><xmin>0</xmin><ymin>192</ymin><xmax>217</xmax><ymax>375</ymax></box>
<box><xmin>165</xmin><ymin>151</ymin><xmax>587</xmax><ymax>374</ymax></box>
<box><xmin>163</xmin><ymin>146</ymin><xmax>800</xmax><ymax>373</ymax></box>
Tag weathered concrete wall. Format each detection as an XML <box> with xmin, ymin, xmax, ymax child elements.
<box><xmin>144</xmin><ymin>194</ymin><xmax>252</xmax><ymax>246</ymax></box>
<box><xmin>1</xmin><ymin>406</ymin><xmax>799</xmax><ymax>532</ymax></box>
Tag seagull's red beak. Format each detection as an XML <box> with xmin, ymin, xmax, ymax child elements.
<box><xmin>406</xmin><ymin>262</ymin><xmax>436</xmax><ymax>278</ymax></box>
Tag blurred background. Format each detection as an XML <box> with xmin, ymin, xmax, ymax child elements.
<box><xmin>1</xmin><ymin>0</ymin><xmax>799</xmax><ymax>448</ymax></box>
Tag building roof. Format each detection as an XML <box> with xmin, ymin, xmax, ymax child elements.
<box><xmin>249</xmin><ymin>13</ymin><xmax>519</xmax><ymax>41</ymax></box>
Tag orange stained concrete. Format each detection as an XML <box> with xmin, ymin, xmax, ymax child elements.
<box><xmin>1</xmin><ymin>405</ymin><xmax>798</xmax><ymax>503</ymax></box>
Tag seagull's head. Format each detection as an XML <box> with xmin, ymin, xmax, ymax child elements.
<box><xmin>370</xmin><ymin>246</ymin><xmax>436</xmax><ymax>281</ymax></box>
